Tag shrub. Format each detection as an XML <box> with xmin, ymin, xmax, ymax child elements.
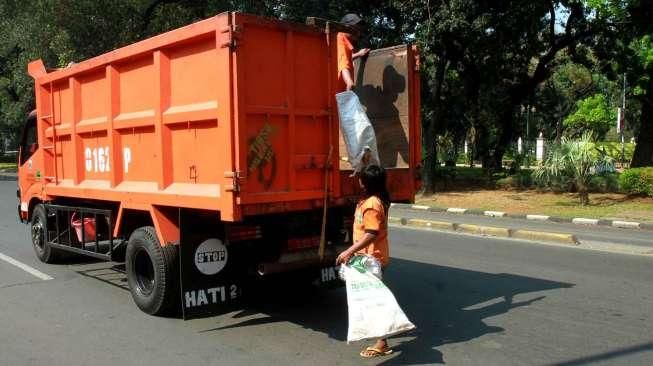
<box><xmin>595</xmin><ymin>142</ymin><xmax>635</xmax><ymax>163</ymax></box>
<box><xmin>434</xmin><ymin>166</ymin><xmax>457</xmax><ymax>188</ymax></box>
<box><xmin>0</xmin><ymin>154</ymin><xmax>17</xmax><ymax>163</ymax></box>
<box><xmin>517</xmin><ymin>170</ymin><xmax>533</xmax><ymax>188</ymax></box>
<box><xmin>496</xmin><ymin>170</ymin><xmax>533</xmax><ymax>190</ymax></box>
<box><xmin>619</xmin><ymin>167</ymin><xmax>653</xmax><ymax>196</ymax></box>
<box><xmin>588</xmin><ymin>173</ymin><xmax>620</xmax><ymax>193</ymax></box>
<box><xmin>496</xmin><ymin>177</ymin><xmax>512</xmax><ymax>189</ymax></box>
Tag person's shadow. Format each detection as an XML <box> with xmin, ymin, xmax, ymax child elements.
<box><xmin>354</xmin><ymin>60</ymin><xmax>410</xmax><ymax>168</ymax></box>
<box><xmin>200</xmin><ymin>258</ymin><xmax>572</xmax><ymax>365</ymax></box>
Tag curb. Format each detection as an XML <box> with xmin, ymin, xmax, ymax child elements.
<box><xmin>510</xmin><ymin>229</ymin><xmax>578</xmax><ymax>245</ymax></box>
<box><xmin>390</xmin><ymin>216</ymin><xmax>578</xmax><ymax>245</ymax></box>
<box><xmin>391</xmin><ymin>203</ymin><xmax>652</xmax><ymax>231</ymax></box>
<box><xmin>0</xmin><ymin>174</ymin><xmax>17</xmax><ymax>181</ymax></box>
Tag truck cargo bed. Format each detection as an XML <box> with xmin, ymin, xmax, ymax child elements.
<box><xmin>26</xmin><ymin>12</ymin><xmax>420</xmax><ymax>222</ymax></box>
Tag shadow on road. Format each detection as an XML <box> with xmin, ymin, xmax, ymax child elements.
<box><xmin>201</xmin><ymin>258</ymin><xmax>574</xmax><ymax>365</ymax></box>
<box><xmin>547</xmin><ymin>341</ymin><xmax>653</xmax><ymax>366</ymax></box>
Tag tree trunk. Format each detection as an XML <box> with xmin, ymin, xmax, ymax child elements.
<box><xmin>579</xmin><ymin>188</ymin><xmax>589</xmax><ymax>205</ymax></box>
<box><xmin>631</xmin><ymin>77</ymin><xmax>653</xmax><ymax>167</ymax></box>
<box><xmin>493</xmin><ymin>108</ymin><xmax>515</xmax><ymax>170</ymax></box>
<box><xmin>422</xmin><ymin>121</ymin><xmax>438</xmax><ymax>194</ymax></box>
<box><xmin>422</xmin><ymin>57</ymin><xmax>448</xmax><ymax>194</ymax></box>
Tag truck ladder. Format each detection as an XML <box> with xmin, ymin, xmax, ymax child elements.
<box><xmin>40</xmin><ymin>82</ymin><xmax>58</xmax><ymax>183</ymax></box>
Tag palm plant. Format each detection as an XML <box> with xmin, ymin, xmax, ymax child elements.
<box><xmin>533</xmin><ymin>132</ymin><xmax>611</xmax><ymax>205</ymax></box>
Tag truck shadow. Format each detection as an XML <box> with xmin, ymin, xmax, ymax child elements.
<box><xmin>201</xmin><ymin>258</ymin><xmax>573</xmax><ymax>365</ymax></box>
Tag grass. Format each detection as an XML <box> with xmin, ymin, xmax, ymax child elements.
<box><xmin>416</xmin><ymin>190</ymin><xmax>653</xmax><ymax>223</ymax></box>
<box><xmin>0</xmin><ymin>162</ymin><xmax>17</xmax><ymax>172</ymax></box>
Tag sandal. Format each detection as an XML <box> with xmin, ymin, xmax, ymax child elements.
<box><xmin>360</xmin><ymin>346</ymin><xmax>393</xmax><ymax>358</ymax></box>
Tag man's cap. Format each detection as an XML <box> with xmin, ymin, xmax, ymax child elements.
<box><xmin>340</xmin><ymin>13</ymin><xmax>362</xmax><ymax>26</ymax></box>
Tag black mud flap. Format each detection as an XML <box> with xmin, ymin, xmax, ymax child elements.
<box><xmin>179</xmin><ymin>210</ymin><xmax>246</xmax><ymax>320</ymax></box>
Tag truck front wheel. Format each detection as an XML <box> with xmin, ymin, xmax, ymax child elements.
<box><xmin>126</xmin><ymin>227</ymin><xmax>179</xmax><ymax>315</ymax></box>
<box><xmin>31</xmin><ymin>204</ymin><xmax>58</xmax><ymax>263</ymax></box>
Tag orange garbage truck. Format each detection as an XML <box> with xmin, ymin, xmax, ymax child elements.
<box><xmin>17</xmin><ymin>12</ymin><xmax>421</xmax><ymax>317</ymax></box>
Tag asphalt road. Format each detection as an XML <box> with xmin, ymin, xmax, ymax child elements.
<box><xmin>1</xmin><ymin>180</ymin><xmax>652</xmax><ymax>365</ymax></box>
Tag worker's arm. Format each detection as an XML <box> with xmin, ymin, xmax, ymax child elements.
<box><xmin>341</xmin><ymin>68</ymin><xmax>355</xmax><ymax>91</ymax></box>
<box><xmin>336</xmin><ymin>231</ymin><xmax>378</xmax><ymax>265</ymax></box>
<box><xmin>352</xmin><ymin>48</ymin><xmax>370</xmax><ymax>59</ymax></box>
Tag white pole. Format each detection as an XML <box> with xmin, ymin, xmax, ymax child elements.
<box><xmin>536</xmin><ymin>133</ymin><xmax>544</xmax><ymax>161</ymax></box>
<box><xmin>517</xmin><ymin>137</ymin><xmax>522</xmax><ymax>154</ymax></box>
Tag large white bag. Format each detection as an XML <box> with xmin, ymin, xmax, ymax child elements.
<box><xmin>335</xmin><ymin>91</ymin><xmax>381</xmax><ymax>173</ymax></box>
<box><xmin>342</xmin><ymin>256</ymin><xmax>415</xmax><ymax>343</ymax></box>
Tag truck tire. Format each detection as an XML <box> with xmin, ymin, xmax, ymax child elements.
<box><xmin>126</xmin><ymin>226</ymin><xmax>179</xmax><ymax>315</ymax></box>
<box><xmin>31</xmin><ymin>204</ymin><xmax>58</xmax><ymax>263</ymax></box>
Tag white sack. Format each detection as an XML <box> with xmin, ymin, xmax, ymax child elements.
<box><xmin>342</xmin><ymin>258</ymin><xmax>415</xmax><ymax>343</ymax></box>
<box><xmin>335</xmin><ymin>91</ymin><xmax>380</xmax><ymax>173</ymax></box>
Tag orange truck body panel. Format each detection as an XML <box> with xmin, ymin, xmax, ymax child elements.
<box><xmin>22</xmin><ymin>13</ymin><xmax>420</xmax><ymax>228</ymax></box>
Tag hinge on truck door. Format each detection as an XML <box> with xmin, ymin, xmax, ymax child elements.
<box><xmin>224</xmin><ymin>171</ymin><xmax>244</xmax><ymax>193</ymax></box>
<box><xmin>220</xmin><ymin>24</ymin><xmax>241</xmax><ymax>50</ymax></box>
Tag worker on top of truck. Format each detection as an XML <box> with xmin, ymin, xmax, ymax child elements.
<box><xmin>337</xmin><ymin>13</ymin><xmax>370</xmax><ymax>91</ymax></box>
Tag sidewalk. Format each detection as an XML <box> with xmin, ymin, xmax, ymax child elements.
<box><xmin>414</xmin><ymin>190</ymin><xmax>653</xmax><ymax>228</ymax></box>
<box><xmin>393</xmin><ymin>202</ymin><xmax>653</xmax><ymax>231</ymax></box>
<box><xmin>389</xmin><ymin>205</ymin><xmax>653</xmax><ymax>256</ymax></box>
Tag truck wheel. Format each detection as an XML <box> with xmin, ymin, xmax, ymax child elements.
<box><xmin>126</xmin><ymin>226</ymin><xmax>179</xmax><ymax>315</ymax></box>
<box><xmin>31</xmin><ymin>204</ymin><xmax>58</xmax><ymax>263</ymax></box>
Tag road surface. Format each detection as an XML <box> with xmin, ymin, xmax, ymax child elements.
<box><xmin>1</xmin><ymin>181</ymin><xmax>651</xmax><ymax>365</ymax></box>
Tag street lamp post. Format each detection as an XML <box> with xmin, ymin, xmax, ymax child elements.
<box><xmin>528</xmin><ymin>106</ymin><xmax>536</xmax><ymax>140</ymax></box>
<box><xmin>521</xmin><ymin>105</ymin><xmax>536</xmax><ymax>140</ymax></box>
<box><xmin>521</xmin><ymin>105</ymin><xmax>537</xmax><ymax>157</ymax></box>
<box><xmin>621</xmin><ymin>73</ymin><xmax>626</xmax><ymax>167</ymax></box>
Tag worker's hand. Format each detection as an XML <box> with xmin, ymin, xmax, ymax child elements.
<box><xmin>336</xmin><ymin>248</ymin><xmax>354</xmax><ymax>265</ymax></box>
<box><xmin>345</xmin><ymin>80</ymin><xmax>355</xmax><ymax>91</ymax></box>
<box><xmin>361</xmin><ymin>149</ymin><xmax>371</xmax><ymax>166</ymax></box>
<box><xmin>353</xmin><ymin>48</ymin><xmax>370</xmax><ymax>59</ymax></box>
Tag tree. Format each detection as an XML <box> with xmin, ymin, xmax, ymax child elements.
<box><xmin>2</xmin><ymin>0</ymin><xmax>650</xmax><ymax>177</ymax></box>
<box><xmin>629</xmin><ymin>34</ymin><xmax>653</xmax><ymax>166</ymax></box>
<box><xmin>588</xmin><ymin>0</ymin><xmax>653</xmax><ymax>167</ymax></box>
<box><xmin>393</xmin><ymin>1</ymin><xmax>613</xmax><ymax>193</ymax></box>
<box><xmin>564</xmin><ymin>94</ymin><xmax>616</xmax><ymax>139</ymax></box>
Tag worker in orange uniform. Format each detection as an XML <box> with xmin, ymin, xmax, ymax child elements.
<box><xmin>336</xmin><ymin>165</ymin><xmax>393</xmax><ymax>358</ymax></box>
<box><xmin>337</xmin><ymin>13</ymin><xmax>370</xmax><ymax>91</ymax></box>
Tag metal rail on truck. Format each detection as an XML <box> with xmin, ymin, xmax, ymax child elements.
<box><xmin>44</xmin><ymin>204</ymin><xmax>116</xmax><ymax>261</ymax></box>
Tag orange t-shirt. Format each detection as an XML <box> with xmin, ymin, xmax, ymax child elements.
<box><xmin>353</xmin><ymin>196</ymin><xmax>390</xmax><ymax>266</ymax></box>
<box><xmin>336</xmin><ymin>32</ymin><xmax>354</xmax><ymax>92</ymax></box>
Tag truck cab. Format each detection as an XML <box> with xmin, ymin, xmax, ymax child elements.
<box><xmin>17</xmin><ymin>111</ymin><xmax>43</xmax><ymax>223</ymax></box>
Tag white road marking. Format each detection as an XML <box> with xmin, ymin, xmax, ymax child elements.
<box><xmin>0</xmin><ymin>252</ymin><xmax>53</xmax><ymax>281</ymax></box>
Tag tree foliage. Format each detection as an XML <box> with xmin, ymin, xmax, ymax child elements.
<box><xmin>564</xmin><ymin>94</ymin><xmax>616</xmax><ymax>139</ymax></box>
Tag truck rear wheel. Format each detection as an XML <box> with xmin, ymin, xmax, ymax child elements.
<box><xmin>126</xmin><ymin>227</ymin><xmax>179</xmax><ymax>315</ymax></box>
<box><xmin>31</xmin><ymin>204</ymin><xmax>58</xmax><ymax>263</ymax></box>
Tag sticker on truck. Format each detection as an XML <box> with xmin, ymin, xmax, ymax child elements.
<box><xmin>194</xmin><ymin>238</ymin><xmax>228</xmax><ymax>275</ymax></box>
<box><xmin>184</xmin><ymin>284</ymin><xmax>240</xmax><ymax>308</ymax></box>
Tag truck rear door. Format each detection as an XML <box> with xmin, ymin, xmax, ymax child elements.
<box><xmin>231</xmin><ymin>14</ymin><xmax>334</xmax><ymax>207</ymax></box>
<box><xmin>338</xmin><ymin>44</ymin><xmax>421</xmax><ymax>201</ymax></box>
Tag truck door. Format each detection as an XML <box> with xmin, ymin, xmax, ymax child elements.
<box><xmin>17</xmin><ymin>113</ymin><xmax>41</xmax><ymax>217</ymax></box>
<box><xmin>345</xmin><ymin>45</ymin><xmax>421</xmax><ymax>200</ymax></box>
<box><xmin>231</xmin><ymin>13</ymin><xmax>334</xmax><ymax>204</ymax></box>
